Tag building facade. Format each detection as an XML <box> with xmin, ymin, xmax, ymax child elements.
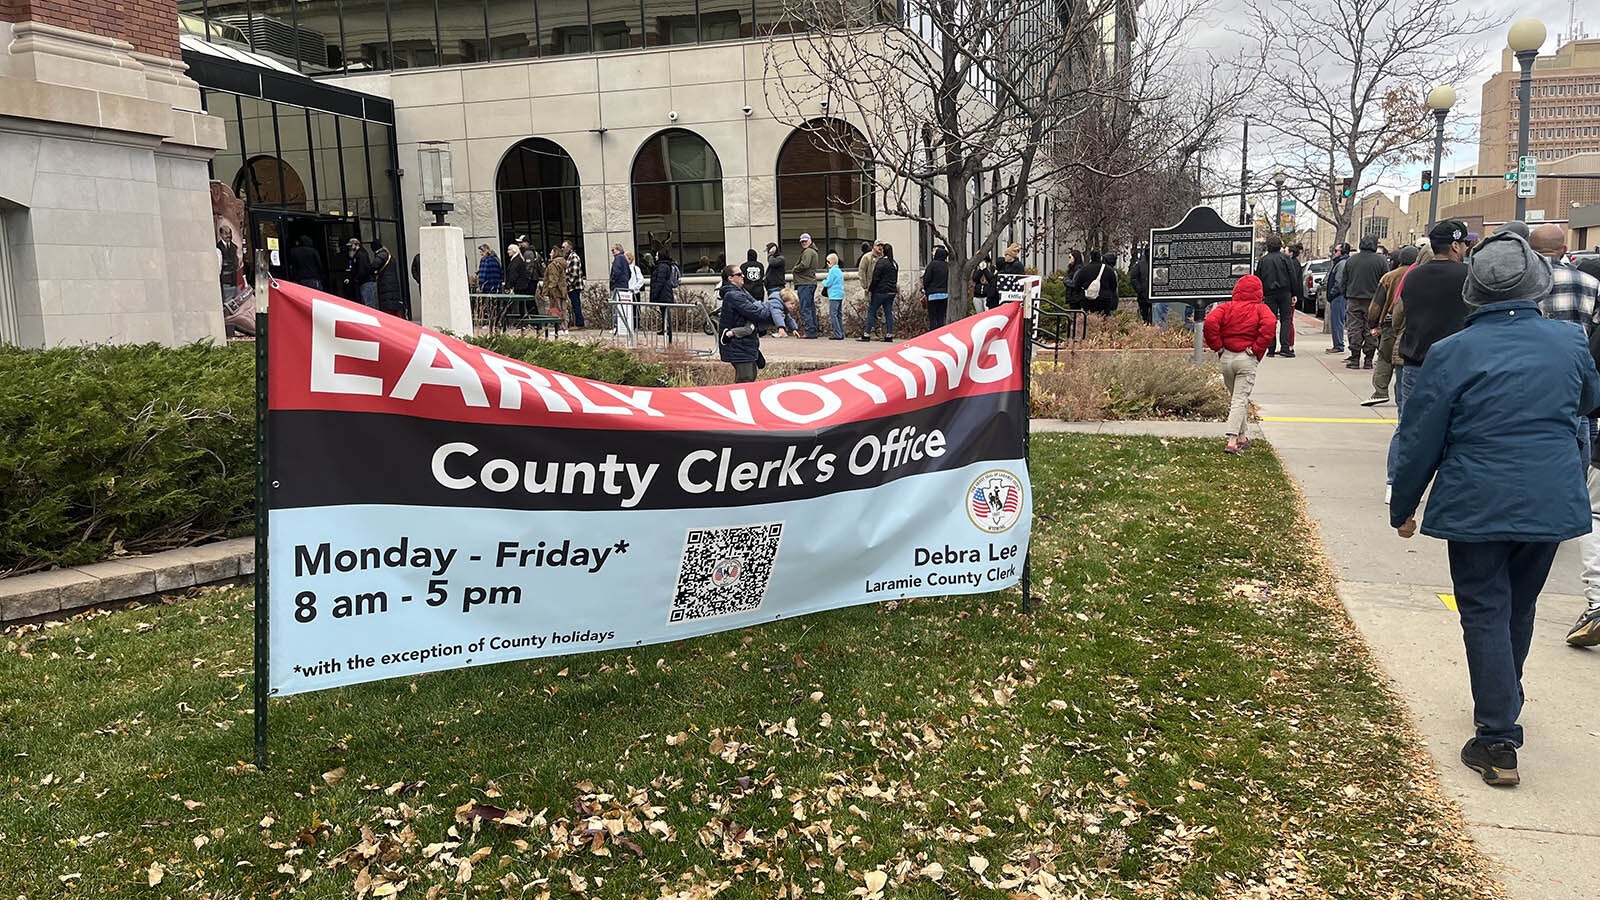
<box><xmin>1478</xmin><ymin>38</ymin><xmax>1600</xmax><ymax>174</ymax></box>
<box><xmin>0</xmin><ymin>0</ymin><xmax>227</xmax><ymax>347</ymax></box>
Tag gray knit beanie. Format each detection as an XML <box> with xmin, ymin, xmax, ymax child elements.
<box><xmin>1462</xmin><ymin>225</ymin><xmax>1551</xmax><ymax>307</ymax></box>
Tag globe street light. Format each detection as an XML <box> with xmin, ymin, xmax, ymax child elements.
<box><xmin>1425</xmin><ymin>85</ymin><xmax>1455</xmax><ymax>226</ymax></box>
<box><xmin>1272</xmin><ymin>169</ymin><xmax>1287</xmax><ymax>239</ymax></box>
<box><xmin>1508</xmin><ymin>18</ymin><xmax>1547</xmax><ymax>221</ymax></box>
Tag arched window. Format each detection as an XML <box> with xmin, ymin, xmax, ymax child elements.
<box><xmin>233</xmin><ymin>155</ymin><xmax>308</xmax><ymax>209</ymax></box>
<box><xmin>495</xmin><ymin>138</ymin><xmax>582</xmax><ymax>258</ymax></box>
<box><xmin>631</xmin><ymin>129</ymin><xmax>724</xmax><ymax>273</ymax></box>
<box><xmin>776</xmin><ymin>119</ymin><xmax>874</xmax><ymax>265</ymax></box>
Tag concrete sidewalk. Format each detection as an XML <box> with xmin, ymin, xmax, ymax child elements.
<box><xmin>1252</xmin><ymin>310</ymin><xmax>1600</xmax><ymax>900</ymax></box>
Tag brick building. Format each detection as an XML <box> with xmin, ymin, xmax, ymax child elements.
<box><xmin>1478</xmin><ymin>38</ymin><xmax>1600</xmax><ymax>174</ymax></box>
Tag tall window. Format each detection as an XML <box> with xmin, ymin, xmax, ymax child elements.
<box><xmin>496</xmin><ymin>138</ymin><xmax>583</xmax><ymax>259</ymax></box>
<box><xmin>775</xmin><ymin>119</ymin><xmax>874</xmax><ymax>265</ymax></box>
<box><xmin>632</xmin><ymin>130</ymin><xmax>725</xmax><ymax>273</ymax></box>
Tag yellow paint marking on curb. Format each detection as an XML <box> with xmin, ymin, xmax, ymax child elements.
<box><xmin>1439</xmin><ymin>593</ymin><xmax>1458</xmax><ymax>612</ymax></box>
<box><xmin>1260</xmin><ymin>416</ymin><xmax>1396</xmax><ymax>424</ymax></box>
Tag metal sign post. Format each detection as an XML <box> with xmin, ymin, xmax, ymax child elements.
<box><xmin>252</xmin><ymin>251</ymin><xmax>271</xmax><ymax>770</ymax></box>
<box><xmin>1517</xmin><ymin>155</ymin><xmax>1538</xmax><ymax>200</ymax></box>
<box><xmin>1019</xmin><ymin>305</ymin><xmax>1035</xmax><ymax>615</ymax></box>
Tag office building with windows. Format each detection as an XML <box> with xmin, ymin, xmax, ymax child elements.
<box><xmin>1479</xmin><ymin>37</ymin><xmax>1600</xmax><ymax>172</ymax></box>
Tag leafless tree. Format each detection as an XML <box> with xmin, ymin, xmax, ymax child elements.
<box><xmin>1247</xmin><ymin>0</ymin><xmax>1500</xmax><ymax>246</ymax></box>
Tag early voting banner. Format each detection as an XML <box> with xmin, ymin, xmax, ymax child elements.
<box><xmin>265</xmin><ymin>281</ymin><xmax>1031</xmax><ymax>696</ymax></box>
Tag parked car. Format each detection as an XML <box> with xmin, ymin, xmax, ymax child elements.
<box><xmin>1301</xmin><ymin>258</ymin><xmax>1330</xmax><ymax>315</ymax></box>
<box><xmin>1566</xmin><ymin>248</ymin><xmax>1599</xmax><ymax>267</ymax></box>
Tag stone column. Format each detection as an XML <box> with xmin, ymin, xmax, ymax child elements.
<box><xmin>417</xmin><ymin>225</ymin><xmax>472</xmax><ymax>334</ymax></box>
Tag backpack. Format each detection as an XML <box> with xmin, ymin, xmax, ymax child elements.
<box><xmin>669</xmin><ymin>262</ymin><xmax>682</xmax><ymax>288</ymax></box>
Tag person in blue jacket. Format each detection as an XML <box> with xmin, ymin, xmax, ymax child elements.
<box><xmin>1390</xmin><ymin>224</ymin><xmax>1600</xmax><ymax>787</ymax></box>
<box><xmin>716</xmin><ymin>265</ymin><xmax>792</xmax><ymax>383</ymax></box>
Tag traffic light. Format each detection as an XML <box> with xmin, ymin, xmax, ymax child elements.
<box><xmin>1420</xmin><ymin>169</ymin><xmax>1433</xmax><ymax>192</ymax></box>
<box><xmin>1340</xmin><ymin>177</ymin><xmax>1354</xmax><ymax>199</ymax></box>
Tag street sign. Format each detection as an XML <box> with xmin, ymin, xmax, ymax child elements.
<box><xmin>1146</xmin><ymin>206</ymin><xmax>1255</xmax><ymax>308</ymax></box>
<box><xmin>1505</xmin><ymin>171</ymin><xmax>1519</xmax><ymax>181</ymax></box>
<box><xmin>1528</xmin><ymin>209</ymin><xmax>1546</xmax><ymax>221</ymax></box>
<box><xmin>1518</xmin><ymin>155</ymin><xmax>1538</xmax><ymax>199</ymax></box>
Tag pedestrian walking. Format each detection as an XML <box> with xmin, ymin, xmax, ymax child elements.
<box><xmin>650</xmin><ymin>248</ymin><xmax>676</xmax><ymax>337</ymax></box>
<box><xmin>921</xmin><ymin>246</ymin><xmax>951</xmax><ymax>329</ymax></box>
<box><xmin>1342</xmin><ymin>236</ymin><xmax>1389</xmax><ymax>368</ymax></box>
<box><xmin>822</xmin><ymin>252</ymin><xmax>846</xmax><ymax>339</ymax></box>
<box><xmin>793</xmin><ymin>233</ymin><xmax>822</xmax><ymax>338</ymax></box>
<box><xmin>372</xmin><ymin>240</ymin><xmax>405</xmax><ymax>318</ymax></box>
<box><xmin>476</xmin><ymin>244</ymin><xmax>503</xmax><ymax>295</ymax></box>
<box><xmin>342</xmin><ymin>237</ymin><xmax>375</xmax><ymax>306</ymax></box>
<box><xmin>1203</xmin><ymin>274</ymin><xmax>1276</xmax><ymax>455</ymax></box>
<box><xmin>1325</xmin><ymin>243</ymin><xmax>1350</xmax><ymax>355</ymax></box>
<box><xmin>1360</xmin><ymin>244</ymin><xmax>1418</xmax><ymax>406</ymax></box>
<box><xmin>860</xmin><ymin>242</ymin><xmax>898</xmax><ymax>342</ymax></box>
<box><xmin>286</xmin><ymin>235</ymin><xmax>323</xmax><ymax>291</ymax></box>
<box><xmin>1390</xmin><ymin>224</ymin><xmax>1600</xmax><ymax>787</ymax></box>
<box><xmin>563</xmin><ymin>239</ymin><xmax>586</xmax><ymax>330</ymax></box>
<box><xmin>1130</xmin><ymin>247</ymin><xmax>1151</xmax><ymax>324</ymax></box>
<box><xmin>717</xmin><ymin>265</ymin><xmax>784</xmax><ymax>383</ymax></box>
<box><xmin>1254</xmin><ymin>235</ymin><xmax>1299</xmax><ymax>356</ymax></box>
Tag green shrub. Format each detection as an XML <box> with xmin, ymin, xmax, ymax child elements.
<box><xmin>0</xmin><ymin>337</ymin><xmax>665</xmax><ymax>576</ymax></box>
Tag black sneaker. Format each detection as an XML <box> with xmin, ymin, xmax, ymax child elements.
<box><xmin>1567</xmin><ymin>605</ymin><xmax>1600</xmax><ymax>647</ymax></box>
<box><xmin>1279</xmin><ymin>349</ymin><xmax>1295</xmax><ymax>358</ymax></box>
<box><xmin>1325</xmin><ymin>347</ymin><xmax>1345</xmax><ymax>354</ymax></box>
<box><xmin>1460</xmin><ymin>738</ymin><xmax>1520</xmax><ymax>786</ymax></box>
<box><xmin>1360</xmin><ymin>395</ymin><xmax>1390</xmax><ymax>407</ymax></box>
<box><xmin>857</xmin><ymin>336</ymin><xmax>873</xmax><ymax>342</ymax></box>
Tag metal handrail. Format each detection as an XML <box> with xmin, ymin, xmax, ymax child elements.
<box><xmin>469</xmin><ymin>293</ymin><xmax>543</xmax><ymax>332</ymax></box>
<box><xmin>604</xmin><ymin>298</ymin><xmax>718</xmax><ymax>357</ymax></box>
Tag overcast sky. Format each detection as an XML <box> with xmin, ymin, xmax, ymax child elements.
<box><xmin>1181</xmin><ymin>0</ymin><xmax>1587</xmax><ymax>215</ymax></box>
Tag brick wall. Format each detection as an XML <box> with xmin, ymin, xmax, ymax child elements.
<box><xmin>0</xmin><ymin>0</ymin><xmax>181</xmax><ymax>59</ymax></box>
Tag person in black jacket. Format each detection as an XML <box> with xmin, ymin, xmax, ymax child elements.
<box><xmin>1129</xmin><ymin>248</ymin><xmax>1150</xmax><ymax>323</ymax></box>
<box><xmin>718</xmin><ymin>265</ymin><xmax>784</xmax><ymax>383</ymax></box>
<box><xmin>861</xmin><ymin>242</ymin><xmax>900</xmax><ymax>342</ymax></box>
<box><xmin>372</xmin><ymin>241</ymin><xmax>406</xmax><ymax>318</ymax></box>
<box><xmin>1254</xmin><ymin>235</ymin><xmax>1300</xmax><ymax>356</ymax></box>
<box><xmin>921</xmin><ymin>246</ymin><xmax>951</xmax><ymax>329</ymax></box>
<box><xmin>763</xmin><ymin>241</ymin><xmax>792</xmax><ymax>336</ymax></box>
<box><xmin>342</xmin><ymin>238</ymin><xmax>375</xmax><ymax>306</ymax></box>
<box><xmin>286</xmin><ymin>235</ymin><xmax>323</xmax><ymax>291</ymax></box>
<box><xmin>972</xmin><ymin>255</ymin><xmax>999</xmax><ymax>311</ymax></box>
<box><xmin>651</xmin><ymin>249</ymin><xmax>676</xmax><ymax>338</ymax></box>
<box><xmin>505</xmin><ymin>245</ymin><xmax>533</xmax><ymax>295</ymax></box>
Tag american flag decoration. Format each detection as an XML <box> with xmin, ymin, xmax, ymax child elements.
<box><xmin>970</xmin><ymin>481</ymin><xmax>1021</xmax><ymax>527</ymax></box>
<box><xmin>996</xmin><ymin>274</ymin><xmax>1041</xmax><ymax>305</ymax></box>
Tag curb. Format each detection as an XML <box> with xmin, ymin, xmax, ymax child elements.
<box><xmin>0</xmin><ymin>538</ymin><xmax>254</xmax><ymax>625</ymax></box>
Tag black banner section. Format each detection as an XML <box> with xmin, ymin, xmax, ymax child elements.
<box><xmin>270</xmin><ymin>391</ymin><xmax>1025</xmax><ymax>512</ymax></box>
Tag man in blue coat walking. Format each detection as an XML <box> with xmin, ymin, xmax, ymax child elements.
<box><xmin>1391</xmin><ymin>224</ymin><xmax>1600</xmax><ymax>787</ymax></box>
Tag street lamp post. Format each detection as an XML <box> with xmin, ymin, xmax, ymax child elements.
<box><xmin>1272</xmin><ymin>169</ymin><xmax>1287</xmax><ymax>240</ymax></box>
<box><xmin>1425</xmin><ymin>85</ymin><xmax>1455</xmax><ymax>226</ymax></box>
<box><xmin>1508</xmin><ymin>19</ymin><xmax>1547</xmax><ymax>222</ymax></box>
<box><xmin>1239</xmin><ymin>115</ymin><xmax>1252</xmax><ymax>226</ymax></box>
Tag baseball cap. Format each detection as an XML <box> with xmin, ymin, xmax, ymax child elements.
<box><xmin>1427</xmin><ymin>220</ymin><xmax>1468</xmax><ymax>244</ymax></box>
<box><xmin>515</xmin><ymin>234</ymin><xmax>529</xmax><ymax>243</ymax></box>
<box><xmin>799</xmin><ymin>233</ymin><xmax>812</xmax><ymax>242</ymax></box>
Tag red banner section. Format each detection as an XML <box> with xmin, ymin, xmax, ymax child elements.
<box><xmin>267</xmin><ymin>281</ymin><xmax>1026</xmax><ymax>433</ymax></box>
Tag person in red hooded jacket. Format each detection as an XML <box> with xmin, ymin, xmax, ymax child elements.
<box><xmin>1204</xmin><ymin>274</ymin><xmax>1278</xmax><ymax>454</ymax></box>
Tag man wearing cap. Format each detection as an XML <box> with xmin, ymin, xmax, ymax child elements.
<box><xmin>1391</xmin><ymin>223</ymin><xmax>1600</xmax><ymax>787</ymax></box>
<box><xmin>1342</xmin><ymin>236</ymin><xmax>1389</xmax><ymax>368</ymax></box>
<box><xmin>791</xmin><ymin>234</ymin><xmax>822</xmax><ymax>339</ymax></box>
<box><xmin>1395</xmin><ymin>221</ymin><xmax>1471</xmax><ymax>406</ymax></box>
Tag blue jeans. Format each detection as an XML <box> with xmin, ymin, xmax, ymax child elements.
<box><xmin>360</xmin><ymin>281</ymin><xmax>376</xmax><ymax>307</ymax></box>
<box><xmin>568</xmin><ymin>288</ymin><xmax>585</xmax><ymax>327</ymax></box>
<box><xmin>866</xmin><ymin>291</ymin><xmax>895</xmax><ymax>338</ymax></box>
<box><xmin>1447</xmin><ymin>539</ymin><xmax>1560</xmax><ymax>747</ymax></box>
<box><xmin>1328</xmin><ymin>295</ymin><xmax>1347</xmax><ymax>350</ymax></box>
<box><xmin>1153</xmin><ymin>302</ymin><xmax>1175</xmax><ymax>330</ymax></box>
<box><xmin>1387</xmin><ymin>365</ymin><xmax>1418</xmax><ymax>484</ymax></box>
<box><xmin>796</xmin><ymin>284</ymin><xmax>818</xmax><ymax>337</ymax></box>
<box><xmin>828</xmin><ymin>297</ymin><xmax>844</xmax><ymax>339</ymax></box>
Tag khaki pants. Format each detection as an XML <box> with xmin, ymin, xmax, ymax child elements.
<box><xmin>1219</xmin><ymin>349</ymin><xmax>1258</xmax><ymax>438</ymax></box>
<box><xmin>1371</xmin><ymin>325</ymin><xmax>1397</xmax><ymax>397</ymax></box>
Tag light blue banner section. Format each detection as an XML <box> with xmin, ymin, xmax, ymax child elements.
<box><xmin>268</xmin><ymin>459</ymin><xmax>1030</xmax><ymax>694</ymax></box>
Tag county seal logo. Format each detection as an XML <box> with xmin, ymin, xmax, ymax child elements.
<box><xmin>710</xmin><ymin>558</ymin><xmax>743</xmax><ymax>586</ymax></box>
<box><xmin>967</xmin><ymin>470</ymin><xmax>1023</xmax><ymax>534</ymax></box>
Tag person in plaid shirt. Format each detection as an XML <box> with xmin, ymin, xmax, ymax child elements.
<box><xmin>1530</xmin><ymin>224</ymin><xmax>1600</xmax><ymax>647</ymax></box>
<box><xmin>561</xmin><ymin>239</ymin><xmax>586</xmax><ymax>330</ymax></box>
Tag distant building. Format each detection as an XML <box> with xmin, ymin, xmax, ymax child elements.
<box><xmin>1478</xmin><ymin>38</ymin><xmax>1600</xmax><ymax>174</ymax></box>
<box><xmin>1440</xmin><ymin>151</ymin><xmax>1600</xmax><ymax>236</ymax></box>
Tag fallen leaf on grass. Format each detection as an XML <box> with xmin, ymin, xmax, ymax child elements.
<box><xmin>969</xmin><ymin>855</ymin><xmax>989</xmax><ymax>875</ymax></box>
<box><xmin>147</xmin><ymin>862</ymin><xmax>164</xmax><ymax>886</ymax></box>
<box><xmin>322</xmin><ymin>767</ymin><xmax>347</xmax><ymax>786</ymax></box>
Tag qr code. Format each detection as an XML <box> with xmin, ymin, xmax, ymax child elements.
<box><xmin>669</xmin><ymin>522</ymin><xmax>784</xmax><ymax>624</ymax></box>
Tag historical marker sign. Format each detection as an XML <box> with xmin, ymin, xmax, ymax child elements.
<box><xmin>1146</xmin><ymin>206</ymin><xmax>1257</xmax><ymax>307</ymax></box>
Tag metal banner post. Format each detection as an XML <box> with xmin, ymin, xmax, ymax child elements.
<box><xmin>1019</xmin><ymin>304</ymin><xmax>1035</xmax><ymax>614</ymax></box>
<box><xmin>252</xmin><ymin>251</ymin><xmax>271</xmax><ymax>770</ymax></box>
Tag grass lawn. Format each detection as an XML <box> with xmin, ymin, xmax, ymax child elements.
<box><xmin>1</xmin><ymin>435</ymin><xmax>1499</xmax><ymax>899</ymax></box>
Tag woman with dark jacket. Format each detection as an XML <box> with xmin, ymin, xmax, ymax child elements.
<box><xmin>504</xmin><ymin>245</ymin><xmax>532</xmax><ymax>295</ymax></box>
<box><xmin>1064</xmin><ymin>250</ymin><xmax>1085</xmax><ymax>307</ymax></box>
<box><xmin>372</xmin><ymin>243</ymin><xmax>406</xmax><ymax>318</ymax></box>
<box><xmin>861</xmin><ymin>242</ymin><xmax>899</xmax><ymax>342</ymax></box>
<box><xmin>972</xmin><ymin>255</ymin><xmax>998</xmax><ymax>310</ymax></box>
<box><xmin>717</xmin><ymin>265</ymin><xmax>780</xmax><ymax>383</ymax></box>
<box><xmin>921</xmin><ymin>246</ymin><xmax>951</xmax><ymax>329</ymax></box>
<box><xmin>651</xmin><ymin>249</ymin><xmax>676</xmax><ymax>337</ymax></box>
